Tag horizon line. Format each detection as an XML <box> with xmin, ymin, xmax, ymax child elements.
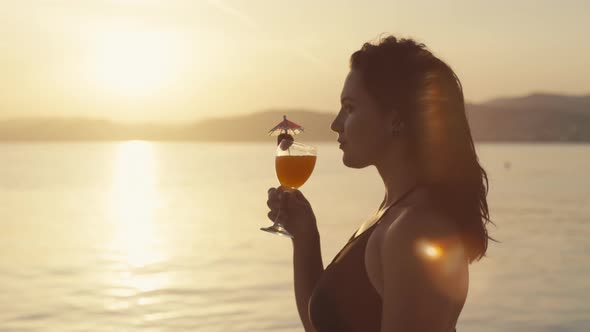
<box><xmin>1</xmin><ymin>90</ymin><xmax>589</xmax><ymax>125</ymax></box>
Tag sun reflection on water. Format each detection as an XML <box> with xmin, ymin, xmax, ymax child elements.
<box><xmin>110</xmin><ymin>140</ymin><xmax>166</xmax><ymax>268</ymax></box>
<box><xmin>107</xmin><ymin>141</ymin><xmax>171</xmax><ymax>301</ymax></box>
<box><xmin>105</xmin><ymin>141</ymin><xmax>171</xmax><ymax>311</ymax></box>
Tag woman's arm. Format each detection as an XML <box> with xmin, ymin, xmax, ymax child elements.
<box><xmin>292</xmin><ymin>232</ymin><xmax>324</xmax><ymax>332</ymax></box>
<box><xmin>380</xmin><ymin>209</ymin><xmax>468</xmax><ymax>332</ymax></box>
<box><xmin>268</xmin><ymin>188</ymin><xmax>324</xmax><ymax>331</ymax></box>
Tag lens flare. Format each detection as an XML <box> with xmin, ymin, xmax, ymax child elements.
<box><xmin>418</xmin><ymin>240</ymin><xmax>443</xmax><ymax>260</ymax></box>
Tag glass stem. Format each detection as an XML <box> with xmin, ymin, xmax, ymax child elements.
<box><xmin>274</xmin><ymin>206</ymin><xmax>283</xmax><ymax>227</ymax></box>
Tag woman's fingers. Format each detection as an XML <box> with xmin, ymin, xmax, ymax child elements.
<box><xmin>266</xmin><ymin>187</ymin><xmax>290</xmax><ymax>224</ymax></box>
<box><xmin>267</xmin><ymin>210</ymin><xmax>278</xmax><ymax>221</ymax></box>
<box><xmin>266</xmin><ymin>187</ymin><xmax>309</xmax><ymax>224</ymax></box>
<box><xmin>267</xmin><ymin>187</ymin><xmax>282</xmax><ymax>209</ymax></box>
<box><xmin>274</xmin><ymin>189</ymin><xmax>308</xmax><ymax>210</ymax></box>
<box><xmin>268</xmin><ymin>208</ymin><xmax>288</xmax><ymax>227</ymax></box>
<box><xmin>265</xmin><ymin>187</ymin><xmax>318</xmax><ymax>238</ymax></box>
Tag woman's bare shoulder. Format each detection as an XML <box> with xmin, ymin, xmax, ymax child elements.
<box><xmin>378</xmin><ymin>202</ymin><xmax>469</xmax><ymax>332</ymax></box>
<box><xmin>380</xmin><ymin>200</ymin><xmax>465</xmax><ymax>264</ymax></box>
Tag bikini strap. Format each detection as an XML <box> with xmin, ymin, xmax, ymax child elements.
<box><xmin>347</xmin><ymin>185</ymin><xmax>418</xmax><ymax>242</ymax></box>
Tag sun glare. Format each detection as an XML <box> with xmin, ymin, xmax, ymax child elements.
<box><xmin>87</xmin><ymin>24</ymin><xmax>185</xmax><ymax>97</ymax></box>
<box><xmin>417</xmin><ymin>240</ymin><xmax>443</xmax><ymax>260</ymax></box>
<box><xmin>425</xmin><ymin>245</ymin><xmax>442</xmax><ymax>258</ymax></box>
<box><xmin>110</xmin><ymin>141</ymin><xmax>166</xmax><ymax>268</ymax></box>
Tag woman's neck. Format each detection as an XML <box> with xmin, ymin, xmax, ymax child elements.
<box><xmin>375</xmin><ymin>148</ymin><xmax>418</xmax><ymax>209</ymax></box>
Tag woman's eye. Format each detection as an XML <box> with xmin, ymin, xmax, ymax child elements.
<box><xmin>343</xmin><ymin>105</ymin><xmax>353</xmax><ymax>113</ymax></box>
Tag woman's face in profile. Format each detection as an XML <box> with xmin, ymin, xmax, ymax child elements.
<box><xmin>331</xmin><ymin>70</ymin><xmax>394</xmax><ymax>168</ymax></box>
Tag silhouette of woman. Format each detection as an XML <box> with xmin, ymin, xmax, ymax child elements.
<box><xmin>265</xmin><ymin>36</ymin><xmax>492</xmax><ymax>332</ymax></box>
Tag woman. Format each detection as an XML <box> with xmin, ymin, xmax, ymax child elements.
<box><xmin>266</xmin><ymin>36</ymin><xmax>492</xmax><ymax>332</ymax></box>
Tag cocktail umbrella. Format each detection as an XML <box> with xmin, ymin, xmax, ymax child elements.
<box><xmin>268</xmin><ymin>115</ymin><xmax>304</xmax><ymax>137</ymax></box>
<box><xmin>268</xmin><ymin>115</ymin><xmax>304</xmax><ymax>148</ymax></box>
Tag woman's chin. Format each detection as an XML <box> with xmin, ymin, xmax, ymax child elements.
<box><xmin>341</xmin><ymin>154</ymin><xmax>351</xmax><ymax>167</ymax></box>
<box><xmin>342</xmin><ymin>154</ymin><xmax>365</xmax><ymax>169</ymax></box>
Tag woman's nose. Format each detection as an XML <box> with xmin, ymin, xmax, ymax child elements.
<box><xmin>330</xmin><ymin>114</ymin><xmax>342</xmax><ymax>133</ymax></box>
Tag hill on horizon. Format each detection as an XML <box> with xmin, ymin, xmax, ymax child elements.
<box><xmin>1</xmin><ymin>92</ymin><xmax>589</xmax><ymax>142</ymax></box>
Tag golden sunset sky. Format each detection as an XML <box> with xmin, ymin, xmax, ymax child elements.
<box><xmin>1</xmin><ymin>0</ymin><xmax>588</xmax><ymax>123</ymax></box>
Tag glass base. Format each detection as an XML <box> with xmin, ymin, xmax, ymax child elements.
<box><xmin>260</xmin><ymin>223</ymin><xmax>294</xmax><ymax>239</ymax></box>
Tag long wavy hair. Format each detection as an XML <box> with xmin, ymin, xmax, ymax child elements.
<box><xmin>350</xmin><ymin>35</ymin><xmax>493</xmax><ymax>263</ymax></box>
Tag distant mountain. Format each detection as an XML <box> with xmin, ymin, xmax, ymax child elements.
<box><xmin>1</xmin><ymin>93</ymin><xmax>589</xmax><ymax>142</ymax></box>
<box><xmin>482</xmin><ymin>93</ymin><xmax>590</xmax><ymax>113</ymax></box>
<box><xmin>0</xmin><ymin>117</ymin><xmax>180</xmax><ymax>141</ymax></box>
<box><xmin>467</xmin><ymin>93</ymin><xmax>590</xmax><ymax>142</ymax></box>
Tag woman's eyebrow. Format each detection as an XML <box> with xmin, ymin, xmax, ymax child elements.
<box><xmin>341</xmin><ymin>96</ymin><xmax>355</xmax><ymax>103</ymax></box>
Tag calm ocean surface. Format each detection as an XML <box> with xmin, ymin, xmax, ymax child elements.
<box><xmin>0</xmin><ymin>142</ymin><xmax>588</xmax><ymax>332</ymax></box>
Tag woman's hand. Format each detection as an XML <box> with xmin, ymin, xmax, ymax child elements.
<box><xmin>267</xmin><ymin>186</ymin><xmax>319</xmax><ymax>240</ymax></box>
